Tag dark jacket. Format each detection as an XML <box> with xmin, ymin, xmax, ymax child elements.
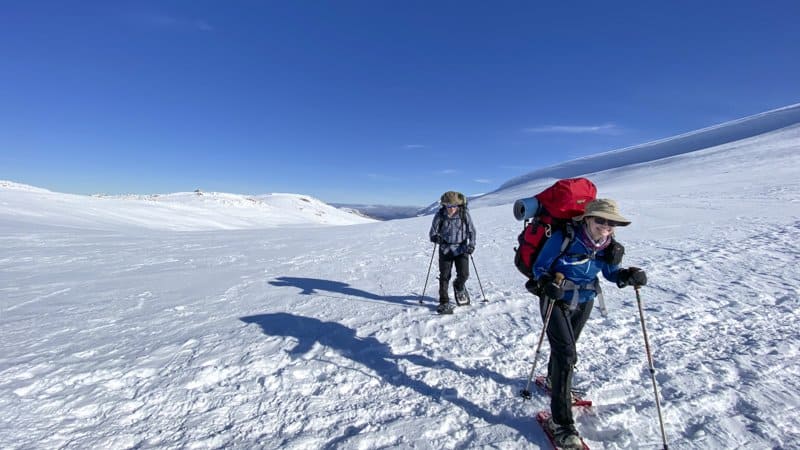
<box><xmin>429</xmin><ymin>207</ymin><xmax>476</xmax><ymax>256</ymax></box>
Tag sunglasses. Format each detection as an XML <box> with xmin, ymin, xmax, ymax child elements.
<box><xmin>443</xmin><ymin>203</ymin><xmax>459</xmax><ymax>208</ymax></box>
<box><xmin>591</xmin><ymin>217</ymin><xmax>622</xmax><ymax>227</ymax></box>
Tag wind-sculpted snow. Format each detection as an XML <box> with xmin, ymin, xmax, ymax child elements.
<box><xmin>1</xmin><ymin>124</ymin><xmax>799</xmax><ymax>449</ymax></box>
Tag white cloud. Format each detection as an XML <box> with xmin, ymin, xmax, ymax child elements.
<box><xmin>523</xmin><ymin>123</ymin><xmax>620</xmax><ymax>134</ymax></box>
<box><xmin>404</xmin><ymin>144</ymin><xmax>427</xmax><ymax>149</ymax></box>
<box><xmin>132</xmin><ymin>13</ymin><xmax>214</xmax><ymax>32</ymax></box>
<box><xmin>473</xmin><ymin>178</ymin><xmax>492</xmax><ymax>184</ymax></box>
<box><xmin>366</xmin><ymin>173</ymin><xmax>400</xmax><ymax>181</ymax></box>
<box><xmin>498</xmin><ymin>164</ymin><xmax>534</xmax><ymax>171</ymax></box>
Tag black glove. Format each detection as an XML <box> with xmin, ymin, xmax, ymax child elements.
<box><xmin>604</xmin><ymin>239</ymin><xmax>625</xmax><ymax>266</ymax></box>
<box><xmin>525</xmin><ymin>279</ymin><xmax>539</xmax><ymax>295</ymax></box>
<box><xmin>618</xmin><ymin>266</ymin><xmax>647</xmax><ymax>287</ymax></box>
<box><xmin>536</xmin><ymin>273</ymin><xmax>564</xmax><ymax>300</ymax></box>
<box><xmin>430</xmin><ymin>235</ymin><xmax>441</xmax><ymax>244</ymax></box>
<box><xmin>466</xmin><ymin>244</ymin><xmax>475</xmax><ymax>254</ymax></box>
<box><xmin>544</xmin><ymin>282</ymin><xmax>563</xmax><ymax>300</ymax></box>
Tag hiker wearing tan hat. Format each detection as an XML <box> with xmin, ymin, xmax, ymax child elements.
<box><xmin>575</xmin><ymin>198</ymin><xmax>631</xmax><ymax>226</ymax></box>
<box><xmin>530</xmin><ymin>198</ymin><xmax>646</xmax><ymax>448</ymax></box>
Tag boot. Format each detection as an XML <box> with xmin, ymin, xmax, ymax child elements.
<box><xmin>436</xmin><ymin>301</ymin><xmax>454</xmax><ymax>315</ymax></box>
<box><xmin>546</xmin><ymin>417</ymin><xmax>582</xmax><ymax>449</ymax></box>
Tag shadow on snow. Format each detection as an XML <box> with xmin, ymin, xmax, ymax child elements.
<box><xmin>240</xmin><ymin>312</ymin><xmax>544</xmax><ymax>446</ymax></box>
<box><xmin>268</xmin><ymin>276</ymin><xmax>438</xmax><ymax>306</ymax></box>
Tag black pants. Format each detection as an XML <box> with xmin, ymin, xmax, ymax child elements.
<box><xmin>438</xmin><ymin>253</ymin><xmax>469</xmax><ymax>301</ymax></box>
<box><xmin>539</xmin><ymin>295</ymin><xmax>593</xmax><ymax>427</ymax></box>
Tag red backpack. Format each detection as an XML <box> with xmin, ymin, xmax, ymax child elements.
<box><xmin>513</xmin><ymin>178</ymin><xmax>597</xmax><ymax>278</ymax></box>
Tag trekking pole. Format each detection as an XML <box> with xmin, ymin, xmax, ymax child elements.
<box><xmin>520</xmin><ymin>273</ymin><xmax>563</xmax><ymax>399</ymax></box>
<box><xmin>635</xmin><ymin>285</ymin><xmax>669</xmax><ymax>449</ymax></box>
<box><xmin>419</xmin><ymin>243</ymin><xmax>437</xmax><ymax>304</ymax></box>
<box><xmin>469</xmin><ymin>254</ymin><xmax>488</xmax><ymax>303</ymax></box>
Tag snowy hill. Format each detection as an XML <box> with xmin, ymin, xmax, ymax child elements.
<box><xmin>1</xmin><ymin>115</ymin><xmax>800</xmax><ymax>449</ymax></box>
<box><xmin>0</xmin><ymin>183</ymin><xmax>375</xmax><ymax>231</ymax></box>
<box><xmin>473</xmin><ymin>102</ymin><xmax>800</xmax><ymax>208</ymax></box>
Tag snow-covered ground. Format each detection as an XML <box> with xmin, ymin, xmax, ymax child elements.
<box><xmin>2</xmin><ymin>124</ymin><xmax>800</xmax><ymax>449</ymax></box>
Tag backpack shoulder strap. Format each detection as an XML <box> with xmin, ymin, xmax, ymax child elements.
<box><xmin>560</xmin><ymin>222</ymin><xmax>575</xmax><ymax>254</ymax></box>
<box><xmin>547</xmin><ymin>222</ymin><xmax>576</xmax><ymax>274</ymax></box>
<box><xmin>435</xmin><ymin>207</ymin><xmax>445</xmax><ymax>233</ymax></box>
<box><xmin>458</xmin><ymin>206</ymin><xmax>473</xmax><ymax>235</ymax></box>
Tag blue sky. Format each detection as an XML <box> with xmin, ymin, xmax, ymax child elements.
<box><xmin>1</xmin><ymin>1</ymin><xmax>799</xmax><ymax>205</ymax></box>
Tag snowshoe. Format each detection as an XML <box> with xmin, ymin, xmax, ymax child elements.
<box><xmin>454</xmin><ymin>289</ymin><xmax>470</xmax><ymax>306</ymax></box>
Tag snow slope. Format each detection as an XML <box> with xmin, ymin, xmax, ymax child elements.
<box><xmin>1</xmin><ymin>126</ymin><xmax>800</xmax><ymax>449</ymax></box>
<box><xmin>477</xmin><ymin>102</ymin><xmax>800</xmax><ymax>206</ymax></box>
<box><xmin>0</xmin><ymin>183</ymin><xmax>374</xmax><ymax>231</ymax></box>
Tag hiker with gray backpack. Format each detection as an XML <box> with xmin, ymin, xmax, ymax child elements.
<box><xmin>429</xmin><ymin>191</ymin><xmax>476</xmax><ymax>314</ymax></box>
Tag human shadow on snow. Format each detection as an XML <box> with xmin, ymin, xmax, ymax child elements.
<box><xmin>240</xmin><ymin>312</ymin><xmax>543</xmax><ymax>446</ymax></box>
<box><xmin>269</xmin><ymin>276</ymin><xmax>438</xmax><ymax>306</ymax></box>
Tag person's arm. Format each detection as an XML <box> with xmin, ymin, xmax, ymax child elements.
<box><xmin>602</xmin><ymin>260</ymin><xmax>621</xmax><ymax>283</ymax></box>
<box><xmin>532</xmin><ymin>230</ymin><xmax>564</xmax><ymax>280</ymax></box>
<box><xmin>601</xmin><ymin>240</ymin><xmax>624</xmax><ymax>283</ymax></box>
<box><xmin>429</xmin><ymin>213</ymin><xmax>442</xmax><ymax>243</ymax></box>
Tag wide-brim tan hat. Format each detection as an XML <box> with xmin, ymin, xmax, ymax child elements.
<box><xmin>576</xmin><ymin>198</ymin><xmax>631</xmax><ymax>226</ymax></box>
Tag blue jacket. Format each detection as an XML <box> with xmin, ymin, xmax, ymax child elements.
<box><xmin>429</xmin><ymin>207</ymin><xmax>476</xmax><ymax>256</ymax></box>
<box><xmin>533</xmin><ymin>225</ymin><xmax>622</xmax><ymax>304</ymax></box>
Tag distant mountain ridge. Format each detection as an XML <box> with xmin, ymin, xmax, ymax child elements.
<box><xmin>331</xmin><ymin>203</ymin><xmax>427</xmax><ymax>221</ymax></box>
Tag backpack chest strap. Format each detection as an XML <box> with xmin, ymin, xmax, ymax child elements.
<box><xmin>560</xmin><ymin>278</ymin><xmax>607</xmax><ymax>316</ymax></box>
<box><xmin>561</xmin><ymin>278</ymin><xmax>600</xmax><ymax>291</ymax></box>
